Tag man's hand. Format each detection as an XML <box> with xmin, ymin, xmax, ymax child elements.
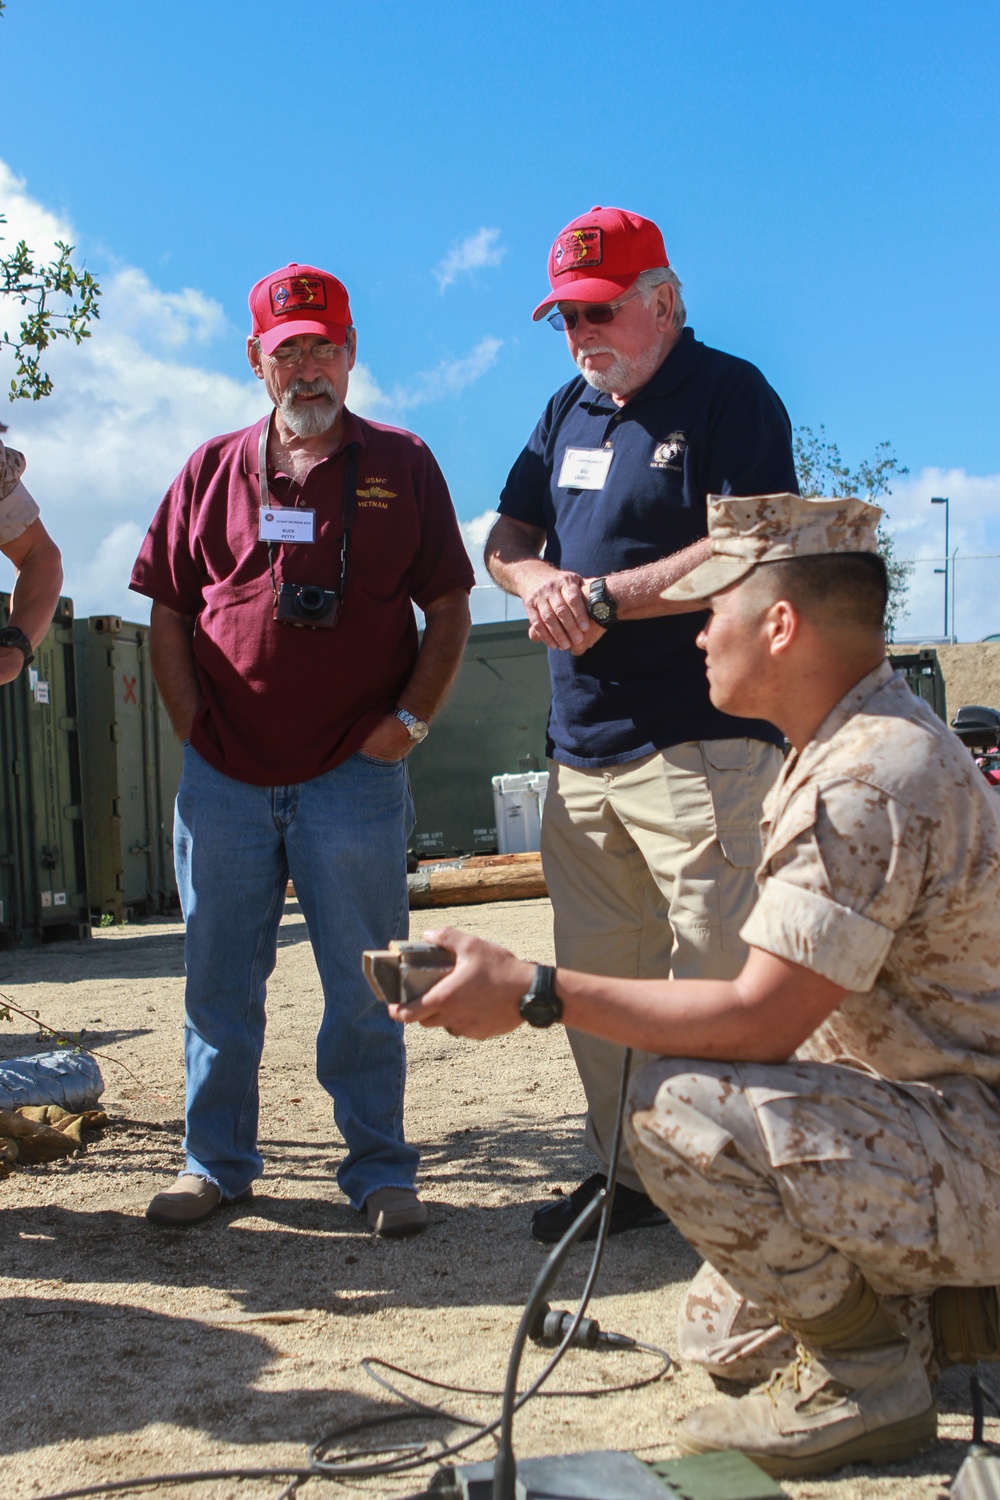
<box><xmin>486</xmin><ymin>516</ymin><xmax>603</xmax><ymax>653</ymax></box>
<box><xmin>388</xmin><ymin>926</ymin><xmax>534</xmax><ymax>1039</ymax></box>
<box><xmin>357</xmin><ymin>713</ymin><xmax>413</xmax><ymax>762</ymax></box>
<box><xmin>523</xmin><ymin>568</ymin><xmax>604</xmax><ymax>653</ymax></box>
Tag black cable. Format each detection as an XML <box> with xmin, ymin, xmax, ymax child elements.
<box><xmin>33</xmin><ymin>1048</ymin><xmax>670</xmax><ymax>1500</ymax></box>
<box><xmin>491</xmin><ymin>1048</ymin><xmax>635</xmax><ymax>1500</ymax></box>
<box><xmin>362</xmin><ymin>1341</ymin><xmax>672</xmax><ymax>1403</ymax></box>
<box><xmin>307</xmin><ymin>1047</ymin><xmax>653</xmax><ymax>1484</ymax></box>
<box><xmin>973</xmin><ymin>1374</ymin><xmax>986</xmax><ymax>1446</ymax></box>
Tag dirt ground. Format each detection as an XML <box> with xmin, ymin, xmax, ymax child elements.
<box><xmin>0</xmin><ymin>897</ymin><xmax>992</xmax><ymax>1500</ymax></box>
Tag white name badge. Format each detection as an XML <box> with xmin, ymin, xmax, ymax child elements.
<box><xmin>259</xmin><ymin>508</ymin><xmax>316</xmax><ymax>543</ymax></box>
<box><xmin>557</xmin><ymin>446</ymin><xmax>613</xmax><ymax>490</ymax></box>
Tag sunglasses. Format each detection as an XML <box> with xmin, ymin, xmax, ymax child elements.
<box><xmin>547</xmin><ymin>289</ymin><xmax>642</xmax><ymax>332</ymax></box>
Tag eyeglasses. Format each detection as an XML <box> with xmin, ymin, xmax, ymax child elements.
<box><xmin>547</xmin><ymin>289</ymin><xmax>642</xmax><ymax>332</ymax></box>
<box><xmin>267</xmin><ymin>340</ymin><xmax>348</xmax><ymax>366</ymax></box>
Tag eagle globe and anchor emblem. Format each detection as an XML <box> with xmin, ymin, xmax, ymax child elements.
<box><xmin>651</xmin><ymin>431</ymin><xmax>687</xmax><ymax>468</ymax></box>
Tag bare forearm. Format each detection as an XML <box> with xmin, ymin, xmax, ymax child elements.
<box><xmin>485</xmin><ymin>515</ymin><xmax>555</xmax><ymax>598</ymax></box>
<box><xmin>401</xmin><ymin>591</ymin><xmax>471</xmax><ymax>721</ymax></box>
<box><xmin>149</xmin><ymin>602</ymin><xmax>202</xmax><ymax>740</ymax></box>
<box><xmin>602</xmin><ymin>537</ymin><xmax>711</xmax><ymax>620</ymax></box>
<box><xmin>555</xmin><ymin>968</ymin><xmax>791</xmax><ymax>1061</ymax></box>
<box><xmin>393</xmin><ymin>930</ymin><xmax>846</xmax><ymax>1062</ymax></box>
<box><xmin>4</xmin><ymin>521</ymin><xmax>63</xmax><ymax>645</ymax></box>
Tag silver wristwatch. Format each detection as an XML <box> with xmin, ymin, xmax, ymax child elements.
<box><xmin>394</xmin><ymin>707</ymin><xmax>429</xmax><ymax>743</ymax></box>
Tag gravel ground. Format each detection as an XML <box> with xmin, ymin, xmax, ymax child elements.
<box><xmin>0</xmin><ymin>898</ymin><xmax>991</xmax><ymax>1500</ymax></box>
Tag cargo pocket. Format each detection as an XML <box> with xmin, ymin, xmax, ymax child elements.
<box><xmin>700</xmin><ymin>739</ymin><xmax>767</xmax><ymax>869</ymax></box>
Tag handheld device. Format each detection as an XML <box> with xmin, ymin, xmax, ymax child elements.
<box><xmin>362</xmin><ymin>939</ymin><xmax>455</xmax><ymax>1006</ymax></box>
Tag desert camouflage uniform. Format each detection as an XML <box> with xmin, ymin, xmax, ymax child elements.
<box><xmin>625</xmin><ymin>660</ymin><xmax>1000</xmax><ymax>1381</ymax></box>
<box><xmin>0</xmin><ymin>440</ymin><xmax>41</xmax><ymax>546</ymax></box>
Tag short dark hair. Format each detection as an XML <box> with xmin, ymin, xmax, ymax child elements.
<box><xmin>754</xmin><ymin>552</ymin><xmax>888</xmax><ymax>632</ymax></box>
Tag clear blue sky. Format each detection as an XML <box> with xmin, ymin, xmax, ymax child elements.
<box><xmin>2</xmin><ymin>0</ymin><xmax>999</xmax><ymax>634</ymax></box>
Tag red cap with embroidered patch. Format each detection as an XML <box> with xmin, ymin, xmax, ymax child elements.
<box><xmin>249</xmin><ymin>262</ymin><xmax>353</xmax><ymax>355</ymax></box>
<box><xmin>532</xmin><ymin>207</ymin><xmax>669</xmax><ymax>322</ymax></box>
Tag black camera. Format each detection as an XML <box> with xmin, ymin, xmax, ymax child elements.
<box><xmin>274</xmin><ymin>582</ymin><xmax>342</xmax><ymax>629</ymax></box>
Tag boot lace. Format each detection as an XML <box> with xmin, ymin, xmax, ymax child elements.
<box><xmin>764</xmin><ymin>1345</ymin><xmax>814</xmax><ymax>1407</ymax></box>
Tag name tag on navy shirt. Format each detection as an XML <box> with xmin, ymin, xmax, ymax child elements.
<box><xmin>557</xmin><ymin>447</ymin><xmax>613</xmax><ymax>490</ymax></box>
<box><xmin>259</xmin><ymin>508</ymin><xmax>316</xmax><ymax>543</ymax></box>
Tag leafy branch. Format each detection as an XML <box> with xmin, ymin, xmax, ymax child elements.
<box><xmin>0</xmin><ymin>218</ymin><xmax>101</xmax><ymax>401</ymax></box>
<box><xmin>0</xmin><ymin>991</ymin><xmax>143</xmax><ymax>1085</ymax></box>
<box><xmin>794</xmin><ymin>424</ymin><xmax>912</xmax><ymax>639</ymax></box>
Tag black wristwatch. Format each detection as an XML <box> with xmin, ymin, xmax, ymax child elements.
<box><xmin>586</xmin><ymin>577</ymin><xmax>617</xmax><ymax>626</ymax></box>
<box><xmin>519</xmin><ymin>964</ymin><xmax>563</xmax><ymax>1028</ymax></box>
<box><xmin>0</xmin><ymin>626</ymin><xmax>34</xmax><ymax>668</ymax></box>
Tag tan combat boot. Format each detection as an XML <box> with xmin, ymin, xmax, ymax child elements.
<box><xmin>678</xmin><ymin>1276</ymin><xmax>937</xmax><ymax>1478</ymax></box>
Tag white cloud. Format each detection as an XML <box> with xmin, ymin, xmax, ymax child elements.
<box><xmin>0</xmin><ymin>162</ymin><xmax>498</xmax><ymax>622</ymax></box>
<box><xmin>881</xmin><ymin>468</ymin><xmax>1000</xmax><ymax>642</ymax></box>
<box><xmin>456</xmin><ymin>508</ymin><xmax>530</xmax><ymax>625</ymax></box>
<box><xmin>458</xmin><ymin>508</ymin><xmax>498</xmax><ymax>588</ymax></box>
<box><xmin>434</xmin><ymin>227</ymin><xmax>506</xmax><ymax>292</ymax></box>
<box><xmin>100</xmin><ymin>266</ymin><xmax>227</xmax><ymax>349</ymax></box>
<box><xmin>387</xmin><ymin>336</ymin><xmax>503</xmax><ymax>410</ymax></box>
<box><xmin>0</xmin><ymin>160</ymin><xmax>68</xmax><ymax>262</ymax></box>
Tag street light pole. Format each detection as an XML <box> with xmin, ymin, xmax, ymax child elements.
<box><xmin>931</xmin><ymin>496</ymin><xmax>949</xmax><ymax>640</ymax></box>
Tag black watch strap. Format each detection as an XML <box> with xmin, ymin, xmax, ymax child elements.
<box><xmin>0</xmin><ymin>626</ymin><xmax>34</xmax><ymax>668</ymax></box>
<box><xmin>586</xmin><ymin>577</ymin><xmax>617</xmax><ymax>626</ymax></box>
<box><xmin>518</xmin><ymin>964</ymin><xmax>563</xmax><ymax>1029</ymax></box>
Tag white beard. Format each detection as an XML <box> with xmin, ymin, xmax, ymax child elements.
<box><xmin>279</xmin><ymin>377</ymin><xmax>341</xmax><ymax>437</ymax></box>
<box><xmin>576</xmin><ymin>342</ymin><xmax>663</xmax><ymax>398</ymax></box>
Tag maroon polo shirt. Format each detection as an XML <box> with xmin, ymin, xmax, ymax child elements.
<box><xmin>130</xmin><ymin>410</ymin><xmax>474</xmax><ymax>786</ymax></box>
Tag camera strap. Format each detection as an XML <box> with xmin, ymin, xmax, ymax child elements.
<box><xmin>258</xmin><ymin>414</ymin><xmax>360</xmax><ymax>610</ymax></box>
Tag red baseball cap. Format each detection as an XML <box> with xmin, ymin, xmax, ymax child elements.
<box><xmin>532</xmin><ymin>207</ymin><xmax>669</xmax><ymax>322</ymax></box>
<box><xmin>249</xmin><ymin>262</ymin><xmax>353</xmax><ymax>355</ymax></box>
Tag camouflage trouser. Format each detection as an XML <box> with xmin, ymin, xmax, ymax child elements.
<box><xmin>626</xmin><ymin>1058</ymin><xmax>1000</xmax><ymax>1382</ymax></box>
<box><xmin>672</xmin><ymin>1261</ymin><xmax>937</xmax><ymax>1385</ymax></box>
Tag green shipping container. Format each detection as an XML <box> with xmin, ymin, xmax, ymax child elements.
<box><xmin>0</xmin><ymin>594</ymin><xmax>89</xmax><ymax>945</ymax></box>
<box><xmin>74</xmin><ymin>616</ymin><xmax>182</xmax><ymax>922</ymax></box>
<box><xmin>407</xmin><ymin>620</ymin><xmax>551</xmax><ymax>858</ymax></box>
<box><xmin>889</xmin><ymin>648</ymin><xmax>947</xmax><ymax>722</ymax></box>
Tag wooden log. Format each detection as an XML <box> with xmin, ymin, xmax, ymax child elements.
<box><xmin>289</xmin><ymin>852</ymin><xmax>547</xmax><ymax>905</ymax></box>
<box><xmin>408</xmin><ymin>859</ymin><xmax>547</xmax><ymax>908</ymax></box>
<box><xmin>422</xmin><ymin>852</ymin><xmax>541</xmax><ymax>870</ymax></box>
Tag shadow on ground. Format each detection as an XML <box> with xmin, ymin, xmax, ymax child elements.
<box><xmin>1</xmin><ymin>1293</ymin><xmax>458</xmax><ymax>1459</ymax></box>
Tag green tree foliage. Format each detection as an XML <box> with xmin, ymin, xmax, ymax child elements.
<box><xmin>0</xmin><ymin>219</ymin><xmax>101</xmax><ymax>400</ymax></box>
<box><xmin>794</xmin><ymin>425</ymin><xmax>911</xmax><ymax>638</ymax></box>
<box><xmin>0</xmin><ymin>2</ymin><xmax>101</xmax><ymax>401</ymax></box>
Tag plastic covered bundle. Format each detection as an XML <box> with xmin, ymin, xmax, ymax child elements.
<box><xmin>0</xmin><ymin>1050</ymin><xmax>104</xmax><ymax>1111</ymax></box>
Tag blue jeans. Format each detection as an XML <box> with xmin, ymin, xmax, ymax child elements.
<box><xmin>174</xmin><ymin>744</ymin><xmax>418</xmax><ymax>1206</ymax></box>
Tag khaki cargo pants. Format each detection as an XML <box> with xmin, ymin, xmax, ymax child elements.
<box><xmin>541</xmin><ymin>739</ymin><xmax>782</xmax><ymax>1191</ymax></box>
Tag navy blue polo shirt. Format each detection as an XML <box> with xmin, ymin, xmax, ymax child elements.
<box><xmin>498</xmin><ymin>328</ymin><xmax>797</xmax><ymax>767</ymax></box>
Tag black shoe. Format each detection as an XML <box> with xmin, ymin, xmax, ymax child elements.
<box><xmin>530</xmin><ymin>1171</ymin><xmax>668</xmax><ymax>1243</ymax></box>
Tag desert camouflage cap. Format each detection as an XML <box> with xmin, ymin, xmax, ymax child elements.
<box><xmin>661</xmin><ymin>491</ymin><xmax>883</xmax><ymax>606</ymax></box>
<box><xmin>0</xmin><ymin>441</ymin><xmax>26</xmax><ymax>503</ymax></box>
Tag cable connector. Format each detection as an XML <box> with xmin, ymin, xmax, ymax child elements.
<box><xmin>528</xmin><ymin>1302</ymin><xmax>637</xmax><ymax>1351</ymax></box>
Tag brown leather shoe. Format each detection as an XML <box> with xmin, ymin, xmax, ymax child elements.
<box><xmin>364</xmin><ymin>1187</ymin><xmax>428</xmax><ymax>1237</ymax></box>
<box><xmin>146</xmin><ymin>1174</ymin><xmax>253</xmax><ymax>1226</ymax></box>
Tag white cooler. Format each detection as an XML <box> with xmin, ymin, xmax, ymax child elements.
<box><xmin>491</xmin><ymin>771</ymin><xmax>550</xmax><ymax>855</ymax></box>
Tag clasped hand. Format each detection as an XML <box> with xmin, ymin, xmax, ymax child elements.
<box><xmin>523</xmin><ymin>570</ymin><xmax>606</xmax><ymax>656</ymax></box>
